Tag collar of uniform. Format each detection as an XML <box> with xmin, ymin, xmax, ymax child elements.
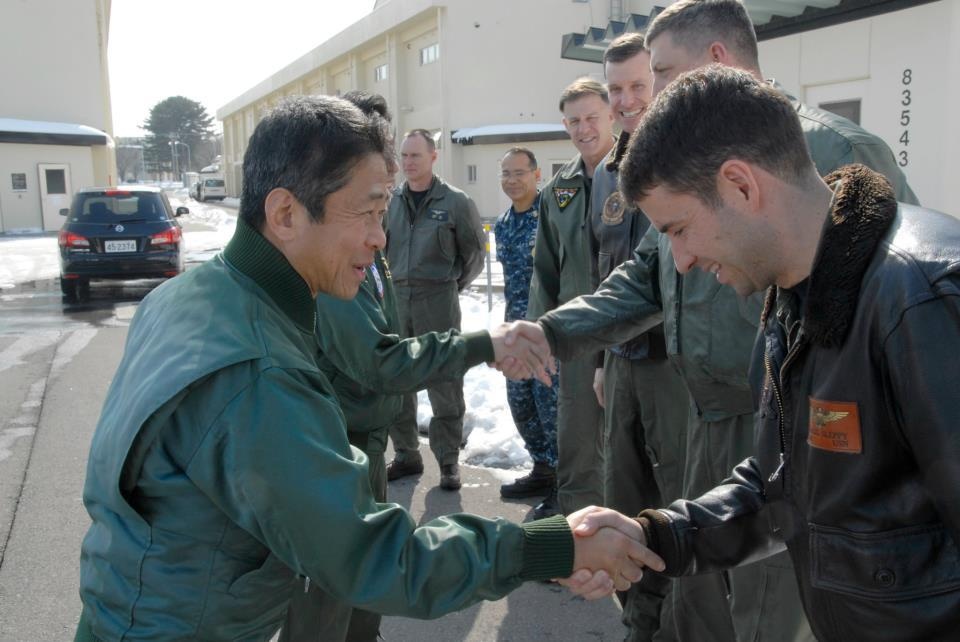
<box><xmin>605</xmin><ymin>131</ymin><xmax>632</xmax><ymax>173</ymax></box>
<box><xmin>223</xmin><ymin>217</ymin><xmax>316</xmax><ymax>332</ymax></box>
<box><xmin>558</xmin><ymin>155</ymin><xmax>586</xmax><ymax>181</ymax></box>
<box><xmin>760</xmin><ymin>164</ymin><xmax>896</xmax><ymax>348</ymax></box>
<box><xmin>509</xmin><ymin>191</ymin><xmax>541</xmax><ymax>217</ymax></box>
<box><xmin>402</xmin><ymin>175</ymin><xmax>439</xmax><ymax>200</ymax></box>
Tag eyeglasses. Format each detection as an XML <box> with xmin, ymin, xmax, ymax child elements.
<box><xmin>500</xmin><ymin>169</ymin><xmax>536</xmax><ymax>180</ymax></box>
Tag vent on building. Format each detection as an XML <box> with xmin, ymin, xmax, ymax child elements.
<box><xmin>467</xmin><ymin>164</ymin><xmax>478</xmax><ymax>184</ymax></box>
<box><xmin>818</xmin><ymin>99</ymin><xmax>861</xmax><ymax>125</ymax></box>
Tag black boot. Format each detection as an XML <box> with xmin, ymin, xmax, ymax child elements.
<box><xmin>500</xmin><ymin>462</ymin><xmax>556</xmax><ymax>498</ymax></box>
<box><xmin>532</xmin><ymin>486</ymin><xmax>560</xmax><ymax>520</ymax></box>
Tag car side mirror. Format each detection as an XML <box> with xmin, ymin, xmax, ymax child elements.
<box><xmin>175</xmin><ymin>206</ymin><xmax>189</xmax><ymax>217</ymax></box>
<box><xmin>59</xmin><ymin>208</ymin><xmax>69</xmax><ymax>216</ymax></box>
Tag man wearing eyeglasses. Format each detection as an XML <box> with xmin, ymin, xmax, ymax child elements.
<box><xmin>495</xmin><ymin>147</ymin><xmax>561</xmax><ymax>518</ymax></box>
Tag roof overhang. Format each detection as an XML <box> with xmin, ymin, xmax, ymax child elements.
<box><xmin>560</xmin><ymin>0</ymin><xmax>939</xmax><ymax>62</ymax></box>
<box><xmin>0</xmin><ymin>118</ymin><xmax>110</xmax><ymax>146</ymax></box>
<box><xmin>451</xmin><ymin>123</ymin><xmax>568</xmax><ymax>146</ymax></box>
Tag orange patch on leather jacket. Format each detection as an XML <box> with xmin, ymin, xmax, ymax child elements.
<box><xmin>808</xmin><ymin>398</ymin><xmax>862</xmax><ymax>454</ymax></box>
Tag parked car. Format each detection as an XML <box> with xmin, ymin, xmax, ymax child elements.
<box><xmin>197</xmin><ymin>177</ymin><xmax>226</xmax><ymax>202</ymax></box>
<box><xmin>58</xmin><ymin>186</ymin><xmax>187</xmax><ymax>301</ymax></box>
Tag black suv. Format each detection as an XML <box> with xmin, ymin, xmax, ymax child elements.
<box><xmin>58</xmin><ymin>186</ymin><xmax>188</xmax><ymax>300</ymax></box>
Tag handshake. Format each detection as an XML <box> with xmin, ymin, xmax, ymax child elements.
<box><xmin>558</xmin><ymin>506</ymin><xmax>665</xmax><ymax>599</ymax></box>
<box><xmin>487</xmin><ymin>320</ymin><xmax>557</xmax><ymax>385</ymax></box>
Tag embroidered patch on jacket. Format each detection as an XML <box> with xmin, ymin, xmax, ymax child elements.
<box><xmin>428</xmin><ymin>209</ymin><xmax>449</xmax><ymax>222</ymax></box>
<box><xmin>554</xmin><ymin>187</ymin><xmax>579</xmax><ymax>210</ymax></box>
<box><xmin>601</xmin><ymin>191</ymin><xmax>625</xmax><ymax>225</ymax></box>
<box><xmin>808</xmin><ymin>397</ymin><xmax>862</xmax><ymax>454</ymax></box>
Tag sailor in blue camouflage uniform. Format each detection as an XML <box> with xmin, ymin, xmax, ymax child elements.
<box><xmin>495</xmin><ymin>147</ymin><xmax>560</xmax><ymax>518</ymax></box>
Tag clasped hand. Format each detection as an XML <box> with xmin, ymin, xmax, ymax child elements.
<box><xmin>487</xmin><ymin>320</ymin><xmax>555</xmax><ymax>385</ymax></box>
<box><xmin>558</xmin><ymin>506</ymin><xmax>665</xmax><ymax>600</ymax></box>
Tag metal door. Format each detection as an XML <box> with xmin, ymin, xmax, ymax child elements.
<box><xmin>38</xmin><ymin>163</ymin><xmax>72</xmax><ymax>231</ymax></box>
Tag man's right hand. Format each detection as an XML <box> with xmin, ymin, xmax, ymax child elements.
<box><xmin>489</xmin><ymin>321</ymin><xmax>555</xmax><ymax>385</ymax></box>
<box><xmin>556</xmin><ymin>506</ymin><xmax>665</xmax><ymax>599</ymax></box>
<box><xmin>593</xmin><ymin>367</ymin><xmax>605</xmax><ymax>407</ymax></box>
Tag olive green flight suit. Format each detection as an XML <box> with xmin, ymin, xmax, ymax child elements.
<box><xmin>538</xmin><ymin>94</ymin><xmax>917</xmax><ymax>642</ymax></box>
<box><xmin>592</xmin><ymin>138</ymin><xmax>689</xmax><ymax>642</ymax></box>
<box><xmin>385</xmin><ymin>176</ymin><xmax>486</xmax><ymax>468</ymax></box>
<box><xmin>528</xmin><ymin>154</ymin><xmax>605</xmax><ymax>514</ymax></box>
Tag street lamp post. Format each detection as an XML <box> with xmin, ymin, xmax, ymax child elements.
<box><xmin>168</xmin><ymin>140</ymin><xmax>178</xmax><ymax>182</ymax></box>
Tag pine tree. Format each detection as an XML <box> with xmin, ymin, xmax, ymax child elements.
<box><xmin>141</xmin><ymin>96</ymin><xmax>216</xmax><ymax>175</ymax></box>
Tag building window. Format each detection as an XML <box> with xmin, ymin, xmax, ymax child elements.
<box><xmin>420</xmin><ymin>43</ymin><xmax>439</xmax><ymax>65</ymax></box>
<box><xmin>374</xmin><ymin>64</ymin><xmax>388</xmax><ymax>82</ymax></box>
<box><xmin>551</xmin><ymin>163</ymin><xmax>566</xmax><ymax>178</ymax></box>
<box><xmin>819</xmin><ymin>99</ymin><xmax>861</xmax><ymax>125</ymax></box>
<box><xmin>11</xmin><ymin>173</ymin><xmax>27</xmax><ymax>191</ymax></box>
<box><xmin>467</xmin><ymin>165</ymin><xmax>478</xmax><ymax>184</ymax></box>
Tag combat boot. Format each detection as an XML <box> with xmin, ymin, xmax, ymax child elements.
<box><xmin>440</xmin><ymin>463</ymin><xmax>461</xmax><ymax>491</ymax></box>
<box><xmin>500</xmin><ymin>462</ymin><xmax>556</xmax><ymax>498</ymax></box>
<box><xmin>532</xmin><ymin>486</ymin><xmax>560</xmax><ymax>520</ymax></box>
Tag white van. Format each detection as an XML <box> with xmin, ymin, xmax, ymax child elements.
<box><xmin>197</xmin><ymin>177</ymin><xmax>226</xmax><ymax>202</ymax></box>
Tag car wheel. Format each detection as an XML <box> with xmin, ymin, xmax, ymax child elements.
<box><xmin>61</xmin><ymin>277</ymin><xmax>79</xmax><ymax>302</ymax></box>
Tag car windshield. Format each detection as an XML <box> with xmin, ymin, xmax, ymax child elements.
<box><xmin>203</xmin><ymin>179</ymin><xmax>224</xmax><ymax>187</ymax></box>
<box><xmin>70</xmin><ymin>192</ymin><xmax>168</xmax><ymax>222</ymax></box>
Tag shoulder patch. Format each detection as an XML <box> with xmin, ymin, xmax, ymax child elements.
<box><xmin>601</xmin><ymin>191</ymin><xmax>625</xmax><ymax>225</ymax></box>
<box><xmin>553</xmin><ymin>187</ymin><xmax>579</xmax><ymax>210</ymax></box>
<box><xmin>808</xmin><ymin>398</ymin><xmax>862</xmax><ymax>454</ymax></box>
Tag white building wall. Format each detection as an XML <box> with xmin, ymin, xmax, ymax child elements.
<box><xmin>217</xmin><ymin>0</ymin><xmax>614</xmax><ymax>199</ymax></box>
<box><xmin>0</xmin><ymin>144</ymin><xmax>95</xmax><ymax>232</ymax></box>
<box><xmin>0</xmin><ymin>0</ymin><xmax>112</xmax><ymax>132</ymax></box>
<box><xmin>454</xmin><ymin>140</ymin><xmax>578</xmax><ymax>223</ymax></box>
<box><xmin>760</xmin><ymin>0</ymin><xmax>958</xmax><ymax>214</ymax></box>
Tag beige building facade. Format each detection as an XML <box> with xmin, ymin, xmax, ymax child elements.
<box><xmin>0</xmin><ymin>0</ymin><xmax>116</xmax><ymax>233</ymax></box>
<box><xmin>219</xmin><ymin>0</ymin><xmax>957</xmax><ymax>218</ymax></box>
<box><xmin>217</xmin><ymin>0</ymin><xmax>621</xmax><ymax>219</ymax></box>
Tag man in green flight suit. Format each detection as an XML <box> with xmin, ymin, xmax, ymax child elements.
<box><xmin>506</xmin><ymin>1</ymin><xmax>918</xmax><ymax>641</ymax></box>
<box><xmin>75</xmin><ymin>94</ymin><xmax>660</xmax><ymax>641</ymax></box>
<box><xmin>384</xmin><ymin>129</ymin><xmax>487</xmax><ymax>491</ymax></box>
<box><xmin>528</xmin><ymin>77</ymin><xmax>616</xmax><ymax>516</ymax></box>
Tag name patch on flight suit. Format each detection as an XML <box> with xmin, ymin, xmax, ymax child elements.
<box><xmin>554</xmin><ymin>187</ymin><xmax>579</xmax><ymax>210</ymax></box>
<box><xmin>428</xmin><ymin>209</ymin><xmax>449</xmax><ymax>222</ymax></box>
<box><xmin>808</xmin><ymin>397</ymin><xmax>862</xmax><ymax>454</ymax></box>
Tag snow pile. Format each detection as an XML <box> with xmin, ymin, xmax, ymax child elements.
<box><xmin>0</xmin><ymin>236</ymin><xmax>60</xmax><ymax>290</ymax></box>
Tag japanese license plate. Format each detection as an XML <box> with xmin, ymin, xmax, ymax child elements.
<box><xmin>105</xmin><ymin>239</ymin><xmax>137</xmax><ymax>253</ymax></box>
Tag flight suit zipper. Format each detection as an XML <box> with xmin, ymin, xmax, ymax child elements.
<box><xmin>764</xmin><ymin>330</ymin><xmax>806</xmax><ymax>484</ymax></box>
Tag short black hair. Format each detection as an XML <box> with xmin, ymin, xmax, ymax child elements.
<box><xmin>646</xmin><ymin>0</ymin><xmax>759</xmax><ymax>68</ymax></box>
<box><xmin>342</xmin><ymin>90</ymin><xmax>392</xmax><ymax>122</ymax></box>
<box><xmin>501</xmin><ymin>147</ymin><xmax>537</xmax><ymax>169</ymax></box>
<box><xmin>343</xmin><ymin>91</ymin><xmax>397</xmax><ymax>174</ymax></box>
<box><xmin>620</xmin><ymin>65</ymin><xmax>813</xmax><ymax>206</ymax></box>
<box><xmin>239</xmin><ymin>95</ymin><xmax>386</xmax><ymax>230</ymax></box>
